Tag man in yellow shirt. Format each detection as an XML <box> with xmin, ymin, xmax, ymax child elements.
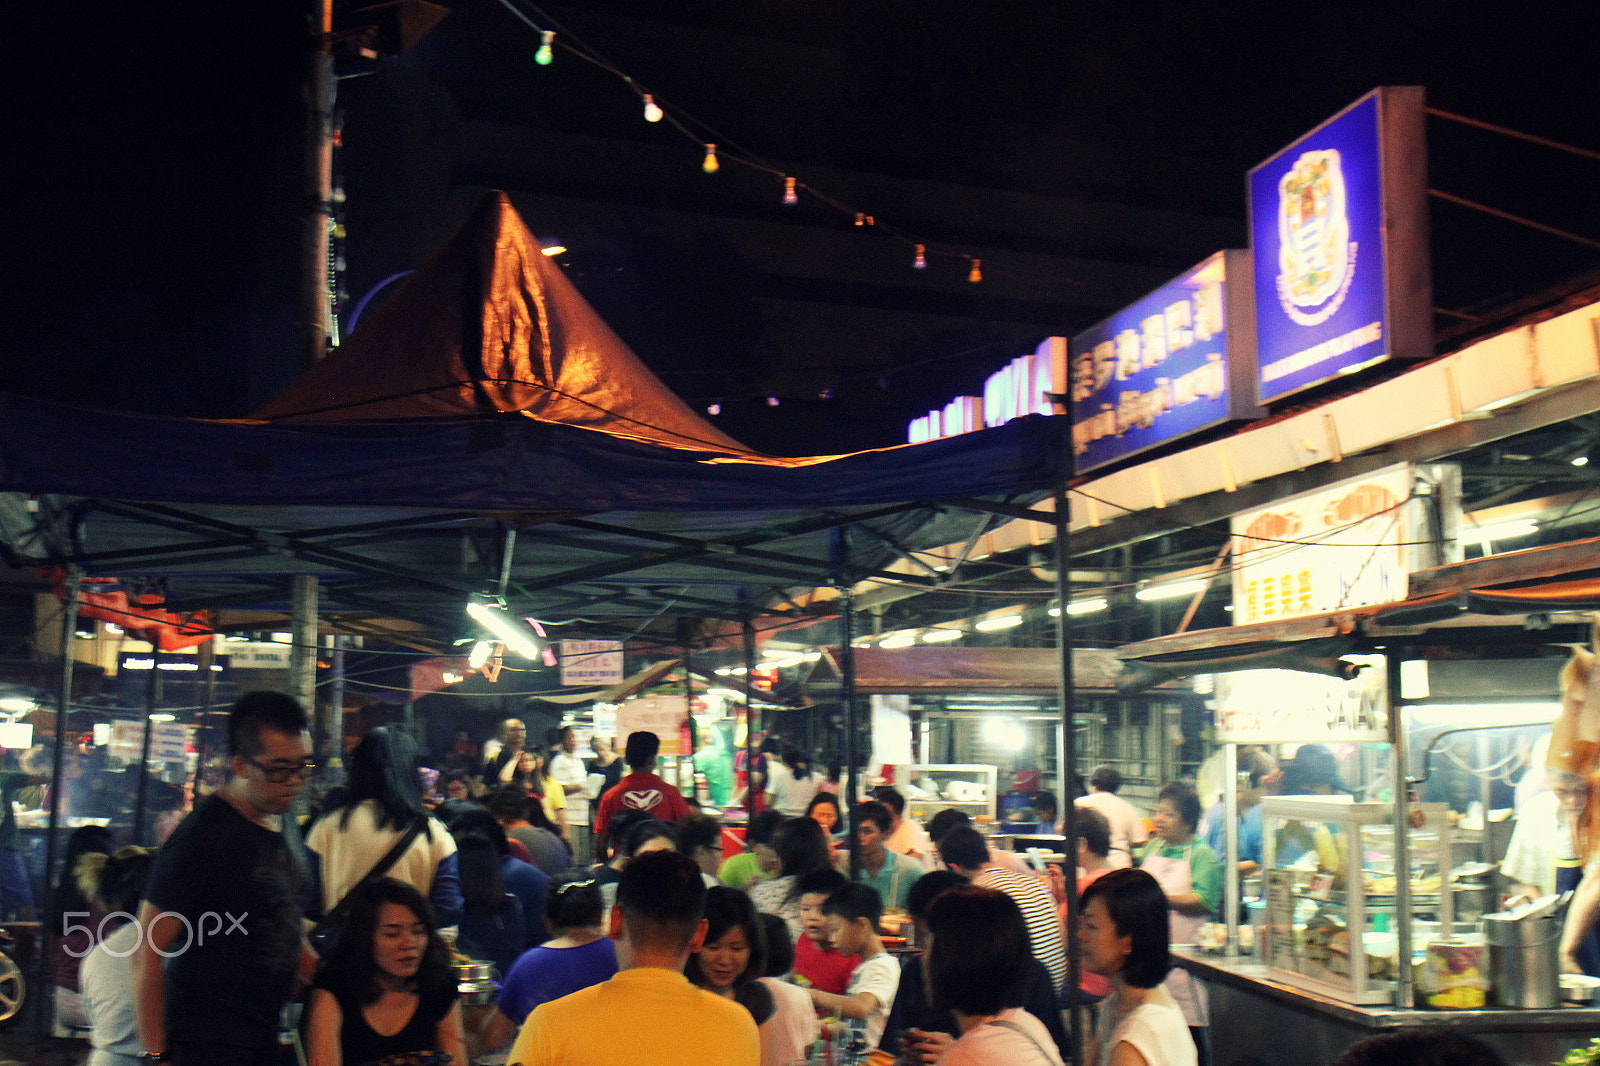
<box><xmin>508</xmin><ymin>849</ymin><xmax>759</xmax><ymax>1066</ymax></box>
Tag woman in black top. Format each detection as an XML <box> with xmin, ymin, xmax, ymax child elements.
<box><xmin>306</xmin><ymin>878</ymin><xmax>465</xmax><ymax>1066</ymax></box>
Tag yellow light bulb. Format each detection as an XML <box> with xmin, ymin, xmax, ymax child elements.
<box><xmin>702</xmin><ymin>144</ymin><xmax>719</xmax><ymax>173</ymax></box>
<box><xmin>968</xmin><ymin>259</ymin><xmax>982</xmax><ymax>283</ymax></box>
<box><xmin>913</xmin><ymin>244</ymin><xmax>927</xmax><ymax>269</ymax></box>
<box><xmin>782</xmin><ymin>177</ymin><xmax>797</xmax><ymax>204</ymax></box>
<box><xmin>642</xmin><ymin>94</ymin><xmax>663</xmax><ymax>122</ymax></box>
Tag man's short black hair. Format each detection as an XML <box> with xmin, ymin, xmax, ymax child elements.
<box><xmin>1090</xmin><ymin>765</ymin><xmax>1123</xmax><ymax>793</ymax></box>
<box><xmin>870</xmin><ymin>786</ymin><xmax>905</xmax><ymax>817</ymax></box>
<box><xmin>616</xmin><ymin>848</ymin><xmax>706</xmax><ymax>952</ymax></box>
<box><xmin>1031</xmin><ymin>790</ymin><xmax>1058</xmax><ymax>819</ymax></box>
<box><xmin>795</xmin><ymin>868</ymin><xmax>848</xmax><ymax>899</ymax></box>
<box><xmin>823</xmin><ymin>882</ymin><xmax>882</xmax><ymax>930</ymax></box>
<box><xmin>926</xmin><ymin>808</ymin><xmax>971</xmax><ymax>844</ymax></box>
<box><xmin>906</xmin><ymin>870</ymin><xmax>966</xmax><ymax>921</ymax></box>
<box><xmin>936</xmin><ymin>825</ymin><xmax>989</xmax><ymax>872</ymax></box>
<box><xmin>756</xmin><ymin>912</ymin><xmax>794</xmax><ymax>977</ymax></box>
<box><xmin>746</xmin><ymin>809</ymin><xmax>786</xmax><ymax>847</ymax></box>
<box><xmin>227</xmin><ymin>691</ymin><xmax>308</xmax><ymax>759</ymax></box>
<box><xmin>852</xmin><ymin>800</ymin><xmax>894</xmax><ymax>834</ymax></box>
<box><xmin>677</xmin><ymin>813</ymin><xmax>721</xmax><ymax>854</ymax></box>
<box><xmin>624</xmin><ymin>730</ymin><xmax>660</xmax><ymax>769</ymax></box>
<box><xmin>1158</xmin><ymin>780</ymin><xmax>1202</xmax><ymax>833</ymax></box>
<box><xmin>1075</xmin><ymin>805</ymin><xmax>1112</xmax><ymax>858</ymax></box>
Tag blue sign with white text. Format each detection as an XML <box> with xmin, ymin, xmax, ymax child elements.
<box><xmin>1071</xmin><ymin>251</ymin><xmax>1256</xmax><ymax>475</ymax></box>
<box><xmin>1251</xmin><ymin>92</ymin><xmax>1392</xmax><ymax>403</ymax></box>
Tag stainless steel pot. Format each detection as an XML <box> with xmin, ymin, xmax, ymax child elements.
<box><xmin>456</xmin><ymin>960</ymin><xmax>499</xmax><ymax>1005</ymax></box>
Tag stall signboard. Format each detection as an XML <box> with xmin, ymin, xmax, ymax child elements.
<box><xmin>1214</xmin><ymin>654</ymin><xmax>1388</xmax><ymax>743</ymax></box>
<box><xmin>109</xmin><ymin>719</ymin><xmax>191</xmax><ymax>762</ymax></box>
<box><xmin>615</xmin><ymin>695</ymin><xmax>687</xmax><ymax>755</ymax></box>
<box><xmin>1229</xmin><ymin>462</ymin><xmax>1459</xmax><ymax>626</ymax></box>
<box><xmin>224</xmin><ymin>642</ymin><xmax>292</xmax><ymax>668</ymax></box>
<box><xmin>1250</xmin><ymin>87</ymin><xmax>1431</xmax><ymax>404</ymax></box>
<box><xmin>1071</xmin><ymin>251</ymin><xmax>1260</xmax><ymax>474</ymax></box>
<box><xmin>559</xmin><ymin>640</ymin><xmax>625</xmax><ymax>686</ymax></box>
<box><xmin>907</xmin><ymin>337</ymin><xmax>1067</xmax><ymax>444</ymax></box>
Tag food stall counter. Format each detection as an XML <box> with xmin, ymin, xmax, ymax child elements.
<box><xmin>1174</xmin><ymin>948</ymin><xmax>1598</xmax><ymax>1066</ymax></box>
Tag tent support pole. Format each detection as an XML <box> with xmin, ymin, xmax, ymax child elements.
<box><xmin>741</xmin><ymin>597</ymin><xmax>757</xmax><ymax>815</ymax></box>
<box><xmin>840</xmin><ymin>586</ymin><xmax>859</xmax><ymax>878</ymax></box>
<box><xmin>39</xmin><ymin>569</ymin><xmax>82</xmax><ymax>1040</ymax></box>
<box><xmin>1052</xmin><ymin>487</ymin><xmax>1081</xmax><ymax>1064</ymax></box>
<box><xmin>291</xmin><ymin>576</ymin><xmax>323</xmax><ymax>750</ymax></box>
<box><xmin>132</xmin><ymin>648</ymin><xmax>161</xmax><ymax>844</ymax></box>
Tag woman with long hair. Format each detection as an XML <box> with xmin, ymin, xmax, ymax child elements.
<box><xmin>48</xmin><ymin>823</ymin><xmax>115</xmax><ymax>1029</ymax></box>
<box><xmin>1079</xmin><ymin>868</ymin><xmax>1195</xmax><ymax>1066</ymax></box>
<box><xmin>918</xmin><ymin>885</ymin><xmax>1065</xmax><ymax>1065</ymax></box>
<box><xmin>77</xmin><ymin>846</ymin><xmax>157</xmax><ymax>1066</ymax></box>
<box><xmin>749</xmin><ymin>816</ymin><xmax>835</xmax><ymax>944</ymax></box>
<box><xmin>307</xmin><ymin>726</ymin><xmax>463</xmax><ymax>928</ymax></box>
<box><xmin>686</xmin><ymin>888</ymin><xmax>777</xmax><ymax>1059</ymax></box>
<box><xmin>305</xmin><ymin>878</ymin><xmax>465</xmax><ymax>1066</ymax></box>
<box><xmin>477</xmin><ymin>876</ymin><xmax>618</xmax><ymax>1056</ymax></box>
<box><xmin>767</xmin><ymin>746</ymin><xmax>821</xmax><ymax>815</ymax></box>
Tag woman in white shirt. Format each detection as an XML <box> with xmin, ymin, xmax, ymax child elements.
<box><xmin>913</xmin><ymin>884</ymin><xmax>1064</xmax><ymax>1066</ymax></box>
<box><xmin>1079</xmin><ymin>868</ymin><xmax>1196</xmax><ymax>1066</ymax></box>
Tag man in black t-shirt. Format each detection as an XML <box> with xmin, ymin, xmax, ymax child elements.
<box><xmin>135</xmin><ymin>692</ymin><xmax>315</xmax><ymax>1066</ymax></box>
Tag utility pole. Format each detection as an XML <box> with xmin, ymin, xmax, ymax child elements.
<box><xmin>303</xmin><ymin>0</ymin><xmax>336</xmax><ymax>367</ymax></box>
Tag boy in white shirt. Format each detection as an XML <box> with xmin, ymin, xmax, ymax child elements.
<box><xmin>807</xmin><ymin>883</ymin><xmax>899</xmax><ymax>1052</ymax></box>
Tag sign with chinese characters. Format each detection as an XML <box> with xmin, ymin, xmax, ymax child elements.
<box><xmin>559</xmin><ymin>640</ymin><xmax>625</xmax><ymax>686</ymax></box>
<box><xmin>1070</xmin><ymin>251</ymin><xmax>1260</xmax><ymax>474</ymax></box>
<box><xmin>1229</xmin><ymin>463</ymin><xmax>1459</xmax><ymax>626</ymax></box>
<box><xmin>1214</xmin><ymin>654</ymin><xmax>1388</xmax><ymax>743</ymax></box>
<box><xmin>109</xmin><ymin>719</ymin><xmax>191</xmax><ymax>762</ymax></box>
<box><xmin>615</xmin><ymin>696</ymin><xmax>687</xmax><ymax>756</ymax></box>
<box><xmin>1250</xmin><ymin>87</ymin><xmax>1431</xmax><ymax>404</ymax></box>
<box><xmin>907</xmin><ymin>338</ymin><xmax>1067</xmax><ymax>444</ymax></box>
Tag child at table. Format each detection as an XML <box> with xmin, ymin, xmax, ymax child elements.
<box><xmin>805</xmin><ymin>883</ymin><xmax>898</xmax><ymax>1053</ymax></box>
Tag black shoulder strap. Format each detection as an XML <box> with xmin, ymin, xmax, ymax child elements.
<box><xmin>311</xmin><ymin>813</ymin><xmax>428</xmax><ymax>936</ymax></box>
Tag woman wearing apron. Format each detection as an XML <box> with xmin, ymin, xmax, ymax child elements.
<box><xmin>1139</xmin><ymin>782</ymin><xmax>1221</xmax><ymax>1066</ymax></box>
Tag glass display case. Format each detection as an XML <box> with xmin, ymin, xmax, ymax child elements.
<box><xmin>895</xmin><ymin>764</ymin><xmax>998</xmax><ymax>822</ymax></box>
<box><xmin>1261</xmin><ymin>797</ymin><xmax>1452</xmax><ymax>1005</ymax></box>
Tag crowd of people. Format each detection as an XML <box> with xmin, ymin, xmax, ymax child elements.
<box><xmin>41</xmin><ymin>697</ymin><xmax>1517</xmax><ymax>1066</ymax></box>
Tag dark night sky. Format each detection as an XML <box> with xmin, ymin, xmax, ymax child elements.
<box><xmin>4</xmin><ymin>1</ymin><xmax>1598</xmax><ymax>455</ymax></box>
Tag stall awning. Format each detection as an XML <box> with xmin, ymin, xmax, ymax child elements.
<box><xmin>815</xmin><ymin>646</ymin><xmax>1187</xmax><ymax>695</ymax></box>
<box><xmin>1113</xmin><ymin>536</ymin><xmax>1600</xmax><ymax>691</ymax></box>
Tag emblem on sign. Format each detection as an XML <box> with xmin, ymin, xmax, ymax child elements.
<box><xmin>1276</xmin><ymin>149</ymin><xmax>1355</xmax><ymax>326</ymax></box>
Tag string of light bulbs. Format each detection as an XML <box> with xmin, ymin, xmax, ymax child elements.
<box><xmin>489</xmin><ymin>0</ymin><xmax>1030</xmax><ymax>287</ymax></box>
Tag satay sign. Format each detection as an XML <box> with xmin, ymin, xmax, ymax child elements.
<box><xmin>1229</xmin><ymin>463</ymin><xmax>1459</xmax><ymax>625</ymax></box>
<box><xmin>1214</xmin><ymin>655</ymin><xmax>1388</xmax><ymax>743</ymax></box>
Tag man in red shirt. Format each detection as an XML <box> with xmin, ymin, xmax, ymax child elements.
<box><xmin>791</xmin><ymin>869</ymin><xmax>859</xmax><ymax>994</ymax></box>
<box><xmin>594</xmin><ymin>731</ymin><xmax>692</xmax><ymax>856</ymax></box>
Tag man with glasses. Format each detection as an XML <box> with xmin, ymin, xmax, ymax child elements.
<box><xmin>136</xmin><ymin>691</ymin><xmax>316</xmax><ymax>1066</ymax></box>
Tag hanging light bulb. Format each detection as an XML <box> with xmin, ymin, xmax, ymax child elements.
<box><xmin>968</xmin><ymin>259</ymin><xmax>983</xmax><ymax>283</ymax></box>
<box><xmin>913</xmin><ymin>244</ymin><xmax>927</xmax><ymax>269</ymax></box>
<box><xmin>854</xmin><ymin>213</ymin><xmax>865</xmax><ymax>226</ymax></box>
<box><xmin>702</xmin><ymin>144</ymin><xmax>719</xmax><ymax>173</ymax></box>
<box><xmin>535</xmin><ymin>30</ymin><xmax>554</xmax><ymax>65</ymax></box>
<box><xmin>782</xmin><ymin>177</ymin><xmax>798</xmax><ymax>205</ymax></box>
<box><xmin>642</xmin><ymin>94</ymin><xmax>663</xmax><ymax>122</ymax></box>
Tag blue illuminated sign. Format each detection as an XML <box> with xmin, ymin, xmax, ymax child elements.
<box><xmin>1250</xmin><ymin>87</ymin><xmax>1431</xmax><ymax>404</ymax></box>
<box><xmin>1071</xmin><ymin>250</ymin><xmax>1259</xmax><ymax>475</ymax></box>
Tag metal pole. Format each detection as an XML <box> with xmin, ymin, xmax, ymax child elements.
<box><xmin>741</xmin><ymin>600</ymin><xmax>757</xmax><ymax>814</ymax></box>
<box><xmin>1387</xmin><ymin>650</ymin><xmax>1414</xmax><ymax>1008</ymax></box>
<box><xmin>329</xmin><ymin>633</ymin><xmax>346</xmax><ymax>754</ymax></box>
<box><xmin>1050</xmin><ymin>487</ymin><xmax>1081</xmax><ymax>1063</ymax></box>
<box><xmin>683</xmin><ymin>638</ymin><xmax>694</xmax><ymax>793</ymax></box>
<box><xmin>40</xmin><ymin>570</ymin><xmax>82</xmax><ymax>1038</ymax></box>
<box><xmin>132</xmin><ymin>649</ymin><xmax>162</xmax><ymax>845</ymax></box>
<box><xmin>840</xmin><ymin>587</ymin><xmax>859</xmax><ymax>878</ymax></box>
<box><xmin>1223</xmin><ymin>742</ymin><xmax>1240</xmax><ymax>955</ymax></box>
<box><xmin>289</xmin><ymin>576</ymin><xmax>322</xmax><ymax>747</ymax></box>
